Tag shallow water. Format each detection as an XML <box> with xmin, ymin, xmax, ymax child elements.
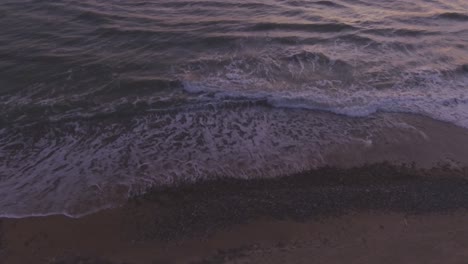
<box><xmin>0</xmin><ymin>0</ymin><xmax>467</xmax><ymax>217</ymax></box>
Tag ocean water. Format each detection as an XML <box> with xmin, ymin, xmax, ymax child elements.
<box><xmin>0</xmin><ymin>0</ymin><xmax>467</xmax><ymax>217</ymax></box>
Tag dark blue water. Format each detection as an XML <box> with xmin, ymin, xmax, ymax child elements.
<box><xmin>0</xmin><ymin>0</ymin><xmax>467</xmax><ymax>217</ymax></box>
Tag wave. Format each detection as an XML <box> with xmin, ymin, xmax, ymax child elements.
<box><xmin>2</xmin><ymin>99</ymin><xmax>468</xmax><ymax>218</ymax></box>
<box><xmin>247</xmin><ymin>22</ymin><xmax>357</xmax><ymax>33</ymax></box>
<box><xmin>313</xmin><ymin>1</ymin><xmax>345</xmax><ymax>8</ymax></box>
<box><xmin>0</xmin><ymin>104</ymin><xmax>435</xmax><ymax>217</ymax></box>
<box><xmin>361</xmin><ymin>28</ymin><xmax>437</xmax><ymax>37</ymax></box>
<box><xmin>92</xmin><ymin>77</ymin><xmax>183</xmax><ymax>97</ymax></box>
<box><xmin>282</xmin><ymin>0</ymin><xmax>346</xmax><ymax>8</ymax></box>
<box><xmin>436</xmin><ymin>12</ymin><xmax>468</xmax><ymax>21</ymax></box>
<box><xmin>4</xmin><ymin>52</ymin><xmax>465</xmax><ymax>129</ymax></box>
<box><xmin>182</xmin><ymin>69</ymin><xmax>468</xmax><ymax>128</ymax></box>
<box><xmin>157</xmin><ymin>1</ymin><xmax>273</xmax><ymax>9</ymax></box>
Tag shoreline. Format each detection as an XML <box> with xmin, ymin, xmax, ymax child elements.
<box><xmin>4</xmin><ymin>110</ymin><xmax>468</xmax><ymax>218</ymax></box>
<box><xmin>2</xmin><ymin>163</ymin><xmax>468</xmax><ymax>263</ymax></box>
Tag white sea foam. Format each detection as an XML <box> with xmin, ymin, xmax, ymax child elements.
<box><xmin>182</xmin><ymin>69</ymin><xmax>468</xmax><ymax>128</ymax></box>
<box><xmin>0</xmin><ymin>105</ymin><xmax>434</xmax><ymax>217</ymax></box>
<box><xmin>5</xmin><ymin>66</ymin><xmax>468</xmax><ymax>217</ymax></box>
<box><xmin>2</xmin><ymin>57</ymin><xmax>468</xmax><ymax>218</ymax></box>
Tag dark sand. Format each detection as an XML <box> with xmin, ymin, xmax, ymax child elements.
<box><xmin>2</xmin><ymin>163</ymin><xmax>468</xmax><ymax>264</ymax></box>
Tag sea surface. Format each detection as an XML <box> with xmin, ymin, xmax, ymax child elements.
<box><xmin>1</xmin><ymin>0</ymin><xmax>467</xmax><ymax>217</ymax></box>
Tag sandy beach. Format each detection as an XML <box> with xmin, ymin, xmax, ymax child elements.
<box><xmin>2</xmin><ymin>163</ymin><xmax>468</xmax><ymax>264</ymax></box>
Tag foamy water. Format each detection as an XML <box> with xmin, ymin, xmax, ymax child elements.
<box><xmin>0</xmin><ymin>0</ymin><xmax>467</xmax><ymax>217</ymax></box>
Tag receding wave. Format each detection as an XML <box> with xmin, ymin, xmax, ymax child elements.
<box><xmin>2</xmin><ymin>102</ymin><xmax>463</xmax><ymax>217</ymax></box>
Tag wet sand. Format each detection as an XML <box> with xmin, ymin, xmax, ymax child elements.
<box><xmin>3</xmin><ymin>211</ymin><xmax>468</xmax><ymax>264</ymax></box>
<box><xmin>2</xmin><ymin>163</ymin><xmax>468</xmax><ymax>264</ymax></box>
<box><xmin>322</xmin><ymin>113</ymin><xmax>468</xmax><ymax>169</ymax></box>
